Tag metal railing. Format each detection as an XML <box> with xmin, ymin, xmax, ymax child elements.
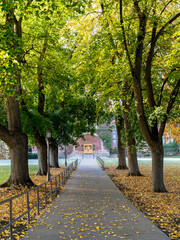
<box><xmin>96</xmin><ymin>156</ymin><xmax>106</xmax><ymax>169</ymax></box>
<box><xmin>0</xmin><ymin>159</ymin><xmax>78</xmax><ymax>239</ymax></box>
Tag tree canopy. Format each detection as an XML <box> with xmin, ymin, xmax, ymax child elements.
<box><xmin>0</xmin><ymin>0</ymin><xmax>179</xmax><ymax>192</ymax></box>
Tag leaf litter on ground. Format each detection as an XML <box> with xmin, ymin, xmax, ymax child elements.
<box><xmin>0</xmin><ymin>167</ymin><xmax>66</xmax><ymax>239</ymax></box>
<box><xmin>106</xmin><ymin>164</ymin><xmax>180</xmax><ymax>240</ymax></box>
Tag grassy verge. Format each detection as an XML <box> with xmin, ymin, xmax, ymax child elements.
<box><xmin>106</xmin><ymin>163</ymin><xmax>180</xmax><ymax>240</ymax></box>
<box><xmin>0</xmin><ymin>158</ymin><xmax>79</xmax><ymax>184</ymax></box>
<box><xmin>0</xmin><ymin>165</ymin><xmax>38</xmax><ymax>184</ymax></box>
<box><xmin>102</xmin><ymin>157</ymin><xmax>180</xmax><ymax>168</ymax></box>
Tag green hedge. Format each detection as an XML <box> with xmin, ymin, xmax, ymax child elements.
<box><xmin>28</xmin><ymin>152</ymin><xmax>38</xmax><ymax>159</ymax></box>
<box><xmin>110</xmin><ymin>148</ymin><xmax>118</xmax><ymax>154</ymax></box>
<box><xmin>163</xmin><ymin>143</ymin><xmax>178</xmax><ymax>156</ymax></box>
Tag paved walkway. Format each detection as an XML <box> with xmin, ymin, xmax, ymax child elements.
<box><xmin>22</xmin><ymin>158</ymin><xmax>170</xmax><ymax>240</ymax></box>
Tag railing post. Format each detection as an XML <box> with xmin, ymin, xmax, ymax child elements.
<box><xmin>45</xmin><ymin>183</ymin><xmax>47</xmax><ymax>206</ymax></box>
<box><xmin>37</xmin><ymin>187</ymin><xmax>40</xmax><ymax>215</ymax></box>
<box><xmin>9</xmin><ymin>199</ymin><xmax>13</xmax><ymax>240</ymax></box>
<box><xmin>58</xmin><ymin>174</ymin><xmax>60</xmax><ymax>189</ymax></box>
<box><xmin>50</xmin><ymin>180</ymin><xmax>53</xmax><ymax>201</ymax></box>
<box><xmin>55</xmin><ymin>176</ymin><xmax>57</xmax><ymax>197</ymax></box>
<box><xmin>63</xmin><ymin>171</ymin><xmax>65</xmax><ymax>184</ymax></box>
<box><xmin>27</xmin><ymin>192</ymin><xmax>30</xmax><ymax>224</ymax></box>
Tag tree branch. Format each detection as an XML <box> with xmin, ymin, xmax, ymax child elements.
<box><xmin>159</xmin><ymin>78</ymin><xmax>180</xmax><ymax>137</ymax></box>
<box><xmin>160</xmin><ymin>0</ymin><xmax>173</xmax><ymax>16</ymax></box>
<box><xmin>133</xmin><ymin>0</ymin><xmax>142</xmax><ymax>19</ymax></box>
<box><xmin>155</xmin><ymin>12</ymin><xmax>180</xmax><ymax>42</ymax></box>
<box><xmin>144</xmin><ymin>22</ymin><xmax>157</xmax><ymax>108</ymax></box>
<box><xmin>0</xmin><ymin>124</ymin><xmax>12</xmax><ymax>144</ymax></box>
<box><xmin>157</xmin><ymin>68</ymin><xmax>177</xmax><ymax>106</ymax></box>
<box><xmin>119</xmin><ymin>0</ymin><xmax>134</xmax><ymax>74</ymax></box>
<box><xmin>25</xmin><ymin>0</ymin><xmax>34</xmax><ymax>10</ymax></box>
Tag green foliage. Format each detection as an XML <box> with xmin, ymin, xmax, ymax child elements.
<box><xmin>96</xmin><ymin>128</ymin><xmax>112</xmax><ymax>151</ymax></box>
<box><xmin>61</xmin><ymin>0</ymin><xmax>92</xmax><ymax>14</ymax></box>
<box><xmin>163</xmin><ymin>142</ymin><xmax>179</xmax><ymax>156</ymax></box>
<box><xmin>28</xmin><ymin>152</ymin><xmax>38</xmax><ymax>159</ymax></box>
<box><xmin>47</xmin><ymin>94</ymin><xmax>97</xmax><ymax>146</ymax></box>
<box><xmin>21</xmin><ymin>109</ymin><xmax>51</xmax><ymax>141</ymax></box>
<box><xmin>110</xmin><ymin>147</ymin><xmax>118</xmax><ymax>155</ymax></box>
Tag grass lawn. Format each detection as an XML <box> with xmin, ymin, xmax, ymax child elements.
<box><xmin>0</xmin><ymin>158</ymin><xmax>79</xmax><ymax>184</ymax></box>
<box><xmin>0</xmin><ymin>165</ymin><xmax>38</xmax><ymax>184</ymax></box>
<box><xmin>102</xmin><ymin>157</ymin><xmax>180</xmax><ymax>168</ymax></box>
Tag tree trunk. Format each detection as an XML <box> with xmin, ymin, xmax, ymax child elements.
<box><xmin>0</xmin><ymin>1</ymin><xmax>35</xmax><ymax>188</ymax></box>
<box><xmin>122</xmin><ymin>101</ymin><xmax>142</xmax><ymax>176</ymax></box>
<box><xmin>1</xmin><ymin>133</ymin><xmax>34</xmax><ymax>187</ymax></box>
<box><xmin>126</xmin><ymin>138</ymin><xmax>142</xmax><ymax>176</ymax></box>
<box><xmin>35</xmin><ymin>134</ymin><xmax>47</xmax><ymax>175</ymax></box>
<box><xmin>0</xmin><ymin>96</ymin><xmax>34</xmax><ymax>187</ymax></box>
<box><xmin>50</xmin><ymin>145</ymin><xmax>59</xmax><ymax>168</ymax></box>
<box><xmin>116</xmin><ymin>116</ymin><xmax>128</xmax><ymax>170</ymax></box>
<box><xmin>151</xmin><ymin>140</ymin><xmax>167</xmax><ymax>192</ymax></box>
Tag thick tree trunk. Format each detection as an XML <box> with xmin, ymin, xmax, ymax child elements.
<box><xmin>0</xmin><ymin>96</ymin><xmax>34</xmax><ymax>187</ymax></box>
<box><xmin>126</xmin><ymin>138</ymin><xmax>142</xmax><ymax>176</ymax></box>
<box><xmin>116</xmin><ymin>116</ymin><xmax>128</xmax><ymax>170</ymax></box>
<box><xmin>151</xmin><ymin>141</ymin><xmax>167</xmax><ymax>192</ymax></box>
<box><xmin>1</xmin><ymin>133</ymin><xmax>34</xmax><ymax>187</ymax></box>
<box><xmin>50</xmin><ymin>145</ymin><xmax>59</xmax><ymax>168</ymax></box>
<box><xmin>35</xmin><ymin>134</ymin><xmax>47</xmax><ymax>175</ymax></box>
<box><xmin>122</xmin><ymin>100</ymin><xmax>142</xmax><ymax>176</ymax></box>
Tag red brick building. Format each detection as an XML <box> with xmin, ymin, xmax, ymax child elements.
<box><xmin>67</xmin><ymin>133</ymin><xmax>109</xmax><ymax>158</ymax></box>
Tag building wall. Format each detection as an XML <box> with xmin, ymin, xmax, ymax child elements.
<box><xmin>67</xmin><ymin>133</ymin><xmax>109</xmax><ymax>158</ymax></box>
<box><xmin>75</xmin><ymin>134</ymin><xmax>102</xmax><ymax>151</ymax></box>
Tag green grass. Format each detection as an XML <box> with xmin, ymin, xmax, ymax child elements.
<box><xmin>101</xmin><ymin>157</ymin><xmax>180</xmax><ymax>167</ymax></box>
<box><xmin>0</xmin><ymin>165</ymin><xmax>38</xmax><ymax>184</ymax></box>
<box><xmin>0</xmin><ymin>159</ymin><xmax>79</xmax><ymax>184</ymax></box>
<box><xmin>0</xmin><ymin>158</ymin><xmax>80</xmax><ymax>184</ymax></box>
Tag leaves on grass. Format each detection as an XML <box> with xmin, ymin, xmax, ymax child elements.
<box><xmin>106</xmin><ymin>164</ymin><xmax>180</xmax><ymax>240</ymax></box>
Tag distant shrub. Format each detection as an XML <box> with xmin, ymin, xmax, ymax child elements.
<box><xmin>163</xmin><ymin>143</ymin><xmax>178</xmax><ymax>156</ymax></box>
<box><xmin>110</xmin><ymin>148</ymin><xmax>118</xmax><ymax>154</ymax></box>
<box><xmin>28</xmin><ymin>152</ymin><xmax>38</xmax><ymax>159</ymax></box>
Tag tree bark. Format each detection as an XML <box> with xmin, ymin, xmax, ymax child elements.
<box><xmin>122</xmin><ymin>100</ymin><xmax>142</xmax><ymax>176</ymax></box>
<box><xmin>126</xmin><ymin>138</ymin><xmax>142</xmax><ymax>176</ymax></box>
<box><xmin>116</xmin><ymin>116</ymin><xmax>128</xmax><ymax>170</ymax></box>
<box><xmin>0</xmin><ymin>132</ymin><xmax>34</xmax><ymax>187</ymax></box>
<box><xmin>50</xmin><ymin>144</ymin><xmax>59</xmax><ymax>168</ymax></box>
<box><xmin>151</xmin><ymin>140</ymin><xmax>167</xmax><ymax>192</ymax></box>
<box><xmin>34</xmin><ymin>35</ymin><xmax>48</xmax><ymax>174</ymax></box>
<box><xmin>35</xmin><ymin>134</ymin><xmax>47</xmax><ymax>175</ymax></box>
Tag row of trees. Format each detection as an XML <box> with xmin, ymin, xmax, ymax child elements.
<box><xmin>66</xmin><ymin>0</ymin><xmax>180</xmax><ymax>192</ymax></box>
<box><xmin>0</xmin><ymin>0</ymin><xmax>97</xmax><ymax>187</ymax></box>
<box><xmin>0</xmin><ymin>0</ymin><xmax>179</xmax><ymax>193</ymax></box>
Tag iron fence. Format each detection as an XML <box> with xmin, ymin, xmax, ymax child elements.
<box><xmin>0</xmin><ymin>159</ymin><xmax>78</xmax><ymax>240</ymax></box>
<box><xmin>96</xmin><ymin>156</ymin><xmax>105</xmax><ymax>169</ymax></box>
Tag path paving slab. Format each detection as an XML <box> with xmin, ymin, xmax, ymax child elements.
<box><xmin>22</xmin><ymin>158</ymin><xmax>170</xmax><ymax>240</ymax></box>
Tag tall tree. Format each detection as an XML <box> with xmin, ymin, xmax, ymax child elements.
<box><xmin>0</xmin><ymin>0</ymin><xmax>37</xmax><ymax>187</ymax></box>
<box><xmin>119</xmin><ymin>0</ymin><xmax>180</xmax><ymax>191</ymax></box>
<box><xmin>21</xmin><ymin>1</ymin><xmax>73</xmax><ymax>175</ymax></box>
<box><xmin>66</xmin><ymin>3</ymin><xmax>142</xmax><ymax>174</ymax></box>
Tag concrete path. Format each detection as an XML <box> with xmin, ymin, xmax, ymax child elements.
<box><xmin>22</xmin><ymin>158</ymin><xmax>170</xmax><ymax>240</ymax></box>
